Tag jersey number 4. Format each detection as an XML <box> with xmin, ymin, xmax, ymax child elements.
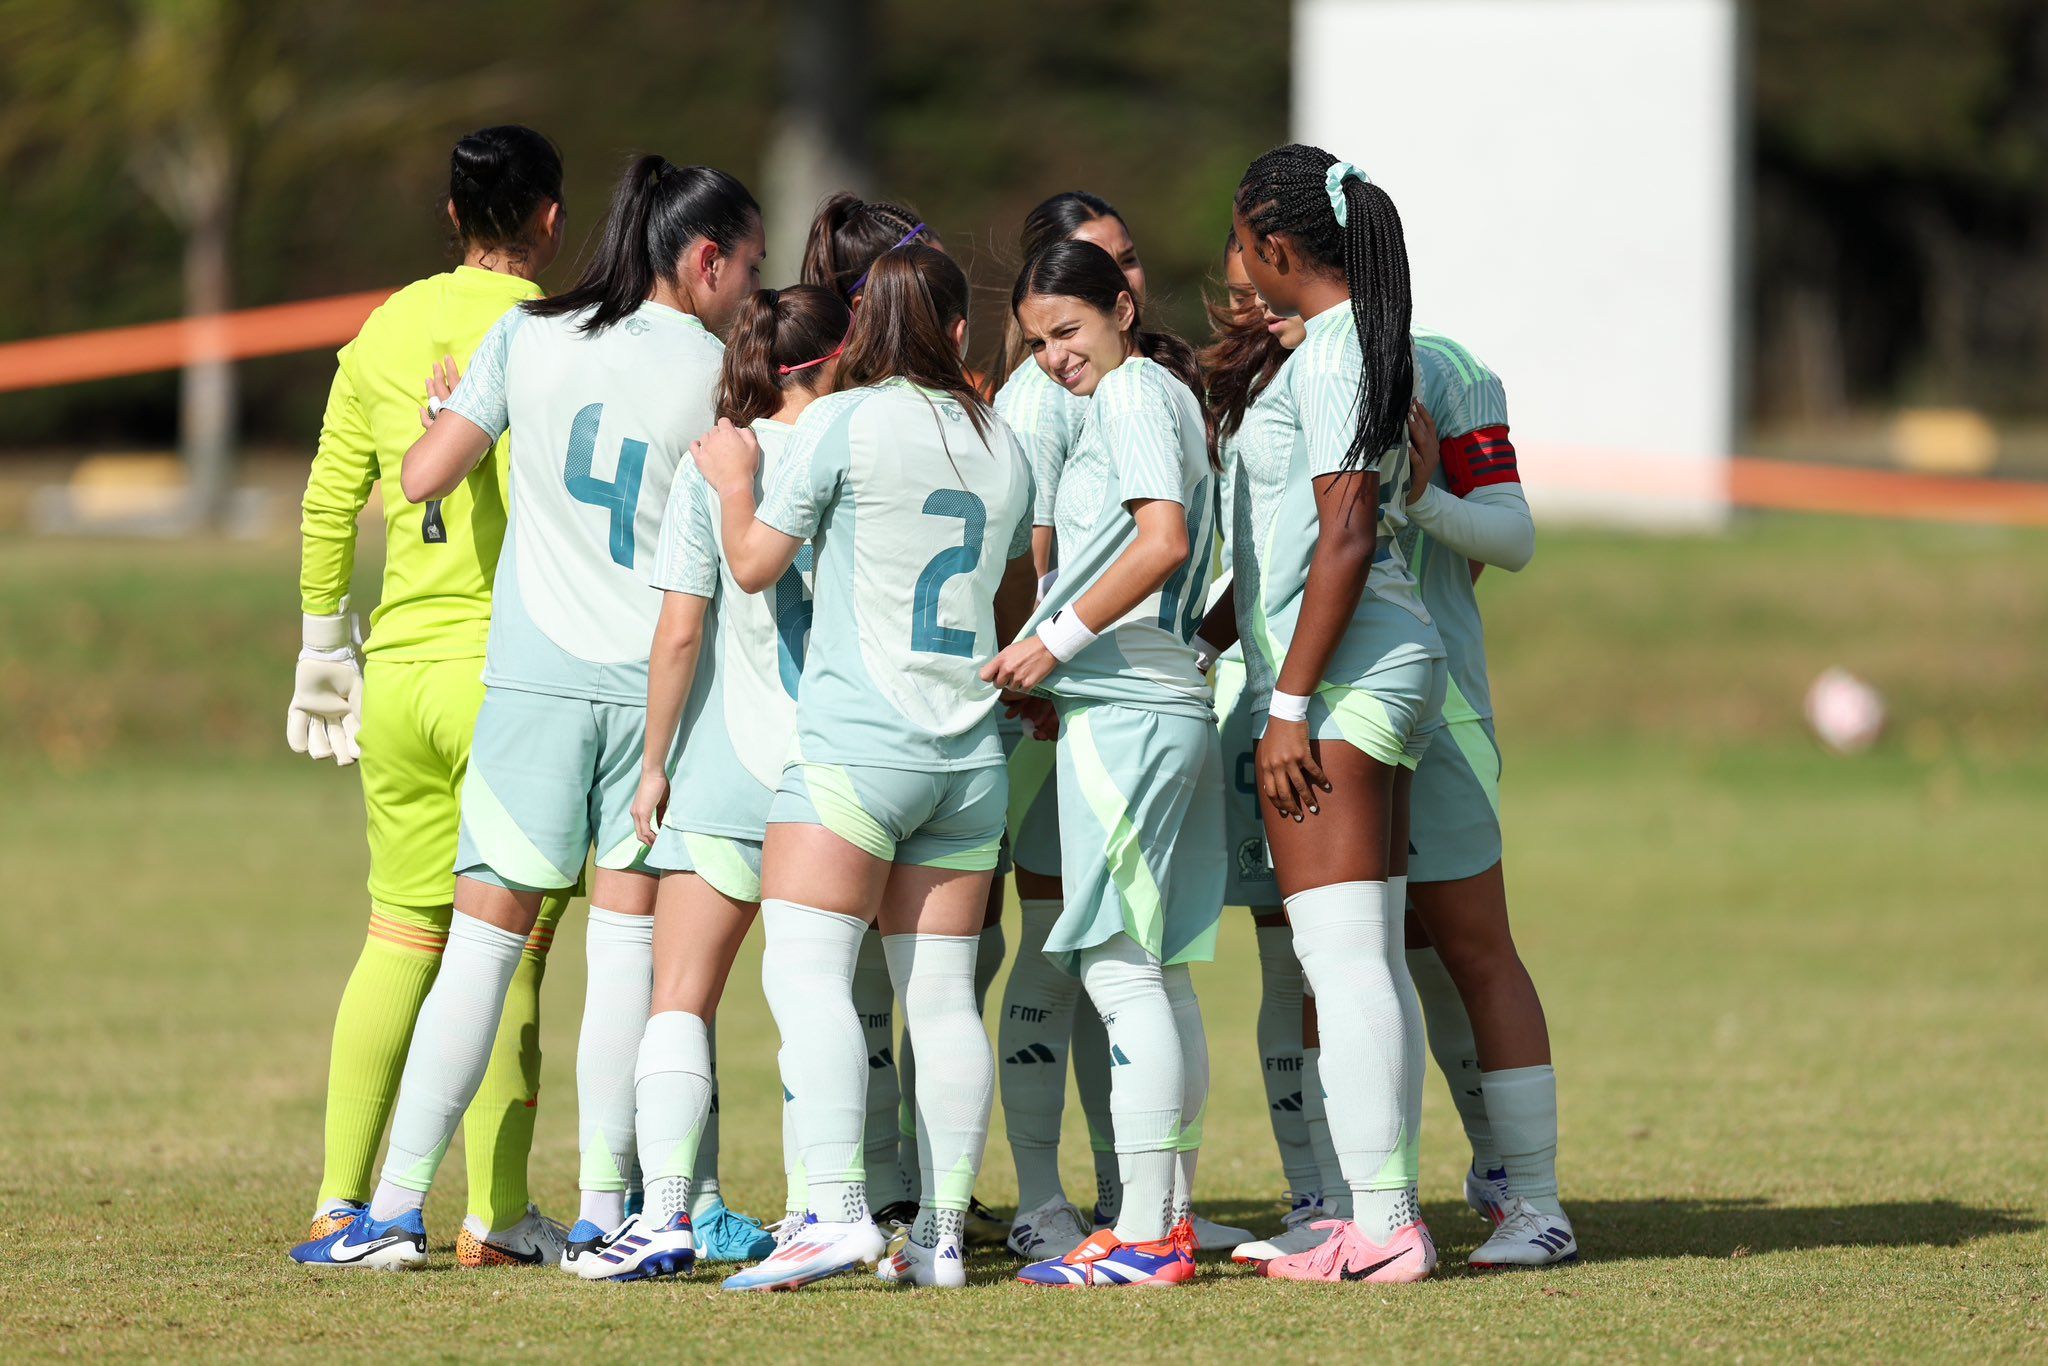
<box><xmin>912</xmin><ymin>489</ymin><xmax>986</xmax><ymax>658</ymax></box>
<box><xmin>563</xmin><ymin>402</ymin><xmax>648</xmax><ymax>568</ymax></box>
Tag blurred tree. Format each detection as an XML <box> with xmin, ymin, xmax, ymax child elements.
<box><xmin>763</xmin><ymin>0</ymin><xmax>874</xmax><ymax>284</ymax></box>
<box><xmin>0</xmin><ymin>0</ymin><xmax>513</xmax><ymax>525</ymax></box>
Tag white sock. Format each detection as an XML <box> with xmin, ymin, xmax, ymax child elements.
<box><xmin>998</xmin><ymin>898</ymin><xmax>1082</xmax><ymax>1211</ymax></box>
<box><xmin>577</xmin><ymin>908</ymin><xmax>654</xmax><ymax>1214</ymax></box>
<box><xmin>850</xmin><ymin>931</ymin><xmax>911</xmax><ymax>1206</ymax></box>
<box><xmin>634</xmin><ymin>1011</ymin><xmax>713</xmax><ymax>1226</ymax></box>
<box><xmin>779</xmin><ymin>1046</ymin><xmax>806</xmax><ymax>1218</ymax></box>
<box><xmin>1407</xmin><ymin>945</ymin><xmax>1499</xmax><ymax>1173</ymax></box>
<box><xmin>1299</xmin><ymin>1046</ymin><xmax>1350</xmax><ymax>1218</ymax></box>
<box><xmin>1254</xmin><ymin>921</ymin><xmax>1318</xmax><ymax>1192</ymax></box>
<box><xmin>1386</xmin><ymin>875</ymin><xmax>1426</xmax><ymax>1202</ymax></box>
<box><xmin>373</xmin><ymin>912</ymin><xmax>526</xmax><ymax>1217</ymax></box>
<box><xmin>1079</xmin><ymin>936</ymin><xmax>1182</xmax><ymax>1244</ymax></box>
<box><xmin>884</xmin><ymin>933</ymin><xmax>994</xmax><ymax>1225</ymax></box>
<box><xmin>1163</xmin><ymin>963</ymin><xmax>1208</xmax><ymax>1224</ymax></box>
<box><xmin>1071</xmin><ymin>1004</ymin><xmax>1120</xmax><ymax>1219</ymax></box>
<box><xmin>975</xmin><ymin>920</ymin><xmax>1006</xmax><ymax>1007</ymax></box>
<box><xmin>1286</xmin><ymin>880</ymin><xmax>1418</xmax><ymax>1242</ymax></box>
<box><xmin>689</xmin><ymin>1018</ymin><xmax>723</xmax><ymax>1219</ymax></box>
<box><xmin>761</xmin><ymin>900</ymin><xmax>869</xmax><ymax>1224</ymax></box>
<box><xmin>1484</xmin><ymin>1064</ymin><xmax>1563</xmax><ymax>1216</ymax></box>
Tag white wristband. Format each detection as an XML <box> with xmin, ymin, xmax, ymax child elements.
<box><xmin>1269</xmin><ymin>688</ymin><xmax>1311</xmax><ymax>723</ymax></box>
<box><xmin>1192</xmin><ymin>636</ymin><xmax>1221</xmax><ymax>675</ymax></box>
<box><xmin>426</xmin><ymin>394</ymin><xmax>448</xmax><ymax>418</ymax></box>
<box><xmin>1036</xmin><ymin>608</ymin><xmax>1099</xmax><ymax>663</ymax></box>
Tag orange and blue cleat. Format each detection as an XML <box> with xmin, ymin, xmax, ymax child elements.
<box><xmin>1015</xmin><ymin>1221</ymin><xmax>1196</xmax><ymax>1288</ymax></box>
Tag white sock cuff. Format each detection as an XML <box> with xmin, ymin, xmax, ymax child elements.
<box><xmin>1161</xmin><ymin>961</ymin><xmax>1198</xmax><ymax>1008</ymax></box>
<box><xmin>587</xmin><ymin>905</ymin><xmax>655</xmax><ymax>943</ymax></box>
<box><xmin>882</xmin><ymin>931</ymin><xmax>979</xmax><ymax>984</ymax></box>
<box><xmin>762</xmin><ymin>899</ymin><xmax>869</xmax><ymax>945</ymax></box>
<box><xmin>1283</xmin><ymin>880</ymin><xmax>1388</xmax><ymax>930</ymax></box>
<box><xmin>634</xmin><ymin>1010</ymin><xmax>710</xmax><ymax>1086</ymax></box>
<box><xmin>449</xmin><ymin>911</ymin><xmax>529</xmax><ymax>956</ymax></box>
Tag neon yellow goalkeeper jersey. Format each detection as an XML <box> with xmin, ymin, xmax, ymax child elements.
<box><xmin>298</xmin><ymin>265</ymin><xmax>542</xmax><ymax>660</ymax></box>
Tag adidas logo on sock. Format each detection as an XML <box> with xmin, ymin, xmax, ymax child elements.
<box><xmin>1109</xmin><ymin>1045</ymin><xmax>1132</xmax><ymax>1066</ymax></box>
<box><xmin>1005</xmin><ymin>1042</ymin><xmax>1058</xmax><ymax>1065</ymax></box>
<box><xmin>867</xmin><ymin>1046</ymin><xmax>894</xmax><ymax>1070</ymax></box>
<box><xmin>1271</xmin><ymin>1090</ymin><xmax>1303</xmax><ymax>1113</ymax></box>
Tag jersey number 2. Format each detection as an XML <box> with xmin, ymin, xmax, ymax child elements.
<box><xmin>563</xmin><ymin>402</ymin><xmax>648</xmax><ymax>568</ymax></box>
<box><xmin>911</xmin><ymin>489</ymin><xmax>986</xmax><ymax>658</ymax></box>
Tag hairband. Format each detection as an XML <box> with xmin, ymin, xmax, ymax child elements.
<box><xmin>1323</xmin><ymin>161</ymin><xmax>1369</xmax><ymax>227</ymax></box>
<box><xmin>845</xmin><ymin>222</ymin><xmax>927</xmax><ymax>296</ymax></box>
<box><xmin>778</xmin><ymin>341</ymin><xmax>844</xmax><ymax>375</ymax></box>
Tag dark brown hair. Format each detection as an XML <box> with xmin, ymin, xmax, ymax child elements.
<box><xmin>714</xmin><ymin>285</ymin><xmax>853</xmax><ymax>427</ymax></box>
<box><xmin>838</xmin><ymin>243</ymin><xmax>991</xmax><ymax>443</ymax></box>
<box><xmin>1198</xmin><ymin>232</ymin><xmax>1287</xmax><ymax>459</ymax></box>
<box><xmin>801</xmin><ymin>191</ymin><xmax>933</xmax><ymax>300</ymax></box>
<box><xmin>1001</xmin><ymin>190</ymin><xmax>1130</xmax><ymax>377</ymax></box>
<box><xmin>447</xmin><ymin>124</ymin><xmax>562</xmax><ymax>257</ymax></box>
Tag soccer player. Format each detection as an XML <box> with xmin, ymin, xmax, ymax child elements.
<box><xmin>288</xmin><ymin>156</ymin><xmax>763</xmax><ymax>1272</ymax></box>
<box><xmin>1199</xmin><ymin>146</ymin><xmax>1446</xmax><ymax>1284</ymax></box>
<box><xmin>1195</xmin><ymin>234</ymin><xmax>1340</xmax><ymax>1260</ymax></box>
<box><xmin>989</xmin><ymin>240</ymin><xmax>1223</xmax><ymax>1289</ymax></box>
<box><xmin>1400</xmin><ymin>341</ymin><xmax>1576</xmax><ymax>1267</ymax></box>
<box><xmin>287</xmin><ymin>125</ymin><xmax>575</xmax><ymax>1266</ymax></box>
<box><xmin>565</xmin><ymin>284</ymin><xmax>852</xmax><ymax>1281</ymax></box>
<box><xmin>696</xmin><ymin>245</ymin><xmax>1034</xmax><ymax>1292</ymax></box>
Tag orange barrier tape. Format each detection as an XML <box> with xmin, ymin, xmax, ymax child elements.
<box><xmin>0</xmin><ymin>289</ymin><xmax>394</xmax><ymax>393</ymax></box>
<box><xmin>1728</xmin><ymin>456</ymin><xmax>2048</xmax><ymax>528</ymax></box>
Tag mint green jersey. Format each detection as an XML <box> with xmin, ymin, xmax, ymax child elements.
<box><xmin>1024</xmin><ymin>357</ymin><xmax>1215</xmax><ymax>720</ymax></box>
<box><xmin>450</xmin><ymin>300</ymin><xmax>724</xmax><ymax>704</ymax></box>
<box><xmin>651</xmin><ymin>418</ymin><xmax>811</xmax><ymax>840</ymax></box>
<box><xmin>1231</xmin><ymin>306</ymin><xmax>1441</xmax><ymax>712</ymax></box>
<box><xmin>757</xmin><ymin>379</ymin><xmax>1035</xmax><ymax>772</ymax></box>
<box><xmin>1405</xmin><ymin>331</ymin><xmax>1512</xmax><ymax>725</ymax></box>
<box><xmin>993</xmin><ymin>357</ymin><xmax>1087</xmax><ymax>527</ymax></box>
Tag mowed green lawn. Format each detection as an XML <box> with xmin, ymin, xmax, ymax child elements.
<box><xmin>1</xmin><ymin>514</ymin><xmax>2044</xmax><ymax>1359</ymax></box>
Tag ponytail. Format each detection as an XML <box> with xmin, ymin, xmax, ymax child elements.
<box><xmin>1233</xmin><ymin>143</ymin><xmax>1412</xmax><ymax>473</ymax></box>
<box><xmin>801</xmin><ymin>191</ymin><xmax>932</xmax><ymax>300</ymax></box>
<box><xmin>447</xmin><ymin>124</ymin><xmax>563</xmax><ymax>256</ymax></box>
<box><xmin>838</xmin><ymin>243</ymin><xmax>992</xmax><ymax>443</ymax></box>
<box><xmin>527</xmin><ymin>155</ymin><xmax>760</xmax><ymax>335</ymax></box>
<box><xmin>715</xmin><ymin>285</ymin><xmax>854</xmax><ymax>427</ymax></box>
<box><xmin>1011</xmin><ymin>239</ymin><xmax>1207</xmax><ymax>459</ymax></box>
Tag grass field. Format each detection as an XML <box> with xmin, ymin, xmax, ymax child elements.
<box><xmin>2</xmin><ymin>514</ymin><xmax>2045</xmax><ymax>1359</ymax></box>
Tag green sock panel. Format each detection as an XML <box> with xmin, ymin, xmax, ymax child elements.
<box><xmin>1406</xmin><ymin>945</ymin><xmax>1499</xmax><ymax>1172</ymax></box>
<box><xmin>317</xmin><ymin>906</ymin><xmax>446</xmax><ymax>1209</ymax></box>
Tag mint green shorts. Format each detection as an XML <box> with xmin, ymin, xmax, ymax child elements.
<box><xmin>1042</xmin><ymin>702</ymin><xmax>1225</xmax><ymax>976</ymax></box>
<box><xmin>1408</xmin><ymin>717</ymin><xmax>1503</xmax><ymax>884</ymax></box>
<box><xmin>1213</xmin><ymin>657</ymin><xmax>1280</xmax><ymax>911</ymax></box>
<box><xmin>770</xmin><ymin>761</ymin><xmax>1006</xmax><ymax>870</ymax></box>
<box><xmin>456</xmin><ymin>686</ymin><xmax>670</xmax><ymax>891</ymax></box>
<box><xmin>648</xmin><ymin>827</ymin><xmax>765</xmax><ymax>904</ymax></box>
<box><xmin>1255</xmin><ymin>650</ymin><xmax>1449</xmax><ymax>771</ymax></box>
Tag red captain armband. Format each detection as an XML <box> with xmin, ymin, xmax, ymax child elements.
<box><xmin>1439</xmin><ymin>424</ymin><xmax>1518</xmax><ymax>496</ymax></box>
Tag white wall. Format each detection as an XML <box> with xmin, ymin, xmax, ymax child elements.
<box><xmin>1294</xmin><ymin>0</ymin><xmax>1740</xmax><ymax>524</ymax></box>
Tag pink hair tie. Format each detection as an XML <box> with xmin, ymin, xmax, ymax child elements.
<box><xmin>778</xmin><ymin>341</ymin><xmax>844</xmax><ymax>376</ymax></box>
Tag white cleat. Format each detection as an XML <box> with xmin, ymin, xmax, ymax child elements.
<box><xmin>569</xmin><ymin>1211</ymin><xmax>696</xmax><ymax>1281</ymax></box>
<box><xmin>720</xmin><ymin>1213</ymin><xmax>886</xmax><ymax>1291</ymax></box>
<box><xmin>1465</xmin><ymin>1164</ymin><xmax>1511</xmax><ymax>1225</ymax></box>
<box><xmin>875</xmin><ymin>1226</ymin><xmax>967</xmax><ymax>1288</ymax></box>
<box><xmin>1469</xmin><ymin>1197</ymin><xmax>1578</xmax><ymax>1269</ymax></box>
<box><xmin>1007</xmin><ymin>1197</ymin><xmax>1092</xmax><ymax>1260</ymax></box>
<box><xmin>1189</xmin><ymin>1210</ymin><xmax>1254</xmax><ymax>1250</ymax></box>
<box><xmin>1231</xmin><ymin>1191</ymin><xmax>1333</xmax><ymax>1264</ymax></box>
<box><xmin>457</xmin><ymin>1204</ymin><xmax>569</xmax><ymax>1269</ymax></box>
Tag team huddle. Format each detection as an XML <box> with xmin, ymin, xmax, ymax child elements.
<box><xmin>283</xmin><ymin>123</ymin><xmax>1571</xmax><ymax>1290</ymax></box>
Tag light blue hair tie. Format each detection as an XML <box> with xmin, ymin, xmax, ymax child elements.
<box><xmin>1323</xmin><ymin>160</ymin><xmax>1369</xmax><ymax>227</ymax></box>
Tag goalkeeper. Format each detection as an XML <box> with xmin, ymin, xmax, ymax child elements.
<box><xmin>287</xmin><ymin>125</ymin><xmax>576</xmax><ymax>1268</ymax></box>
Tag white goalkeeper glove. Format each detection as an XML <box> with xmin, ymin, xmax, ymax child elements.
<box><xmin>287</xmin><ymin>598</ymin><xmax>363</xmax><ymax>766</ymax></box>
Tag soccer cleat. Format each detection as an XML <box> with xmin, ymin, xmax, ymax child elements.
<box><xmin>1259</xmin><ymin>1218</ymin><xmax>1436</xmax><ymax>1284</ymax></box>
<box><xmin>720</xmin><ymin>1213</ymin><xmax>886</xmax><ymax>1291</ymax></box>
<box><xmin>1465</xmin><ymin>1164</ymin><xmax>1511</xmax><ymax>1225</ymax></box>
<box><xmin>1007</xmin><ymin>1197</ymin><xmax>1092</xmax><ymax>1260</ymax></box>
<box><xmin>875</xmin><ymin>1226</ymin><xmax>967</xmax><ymax>1288</ymax></box>
<box><xmin>692</xmin><ymin>1200</ymin><xmax>777</xmax><ymax>1263</ymax></box>
<box><xmin>562</xmin><ymin>1218</ymin><xmax>614</xmax><ymax>1273</ymax></box>
<box><xmin>289</xmin><ymin>1208</ymin><xmax>427</xmax><ymax>1271</ymax></box>
<box><xmin>1469</xmin><ymin>1198</ymin><xmax>1578</xmax><ymax>1269</ymax></box>
<box><xmin>1189</xmin><ymin>1210</ymin><xmax>1254</xmax><ymax>1250</ymax></box>
<box><xmin>871</xmin><ymin>1198</ymin><xmax>919</xmax><ymax>1234</ymax></box>
<box><xmin>457</xmin><ymin>1204</ymin><xmax>568</xmax><ymax>1268</ymax></box>
<box><xmin>305</xmin><ymin>1200</ymin><xmax>364</xmax><ymax>1242</ymax></box>
<box><xmin>1016</xmin><ymin>1223</ymin><xmax>1196</xmax><ymax>1289</ymax></box>
<box><xmin>1231</xmin><ymin>1190</ymin><xmax>1333</xmax><ymax>1264</ymax></box>
<box><xmin>964</xmin><ymin>1195</ymin><xmax>1009</xmax><ymax>1246</ymax></box>
<box><xmin>570</xmin><ymin>1211</ymin><xmax>696</xmax><ymax>1281</ymax></box>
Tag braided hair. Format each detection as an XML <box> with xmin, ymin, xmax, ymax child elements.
<box><xmin>1233</xmin><ymin>144</ymin><xmax>1411</xmax><ymax>473</ymax></box>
